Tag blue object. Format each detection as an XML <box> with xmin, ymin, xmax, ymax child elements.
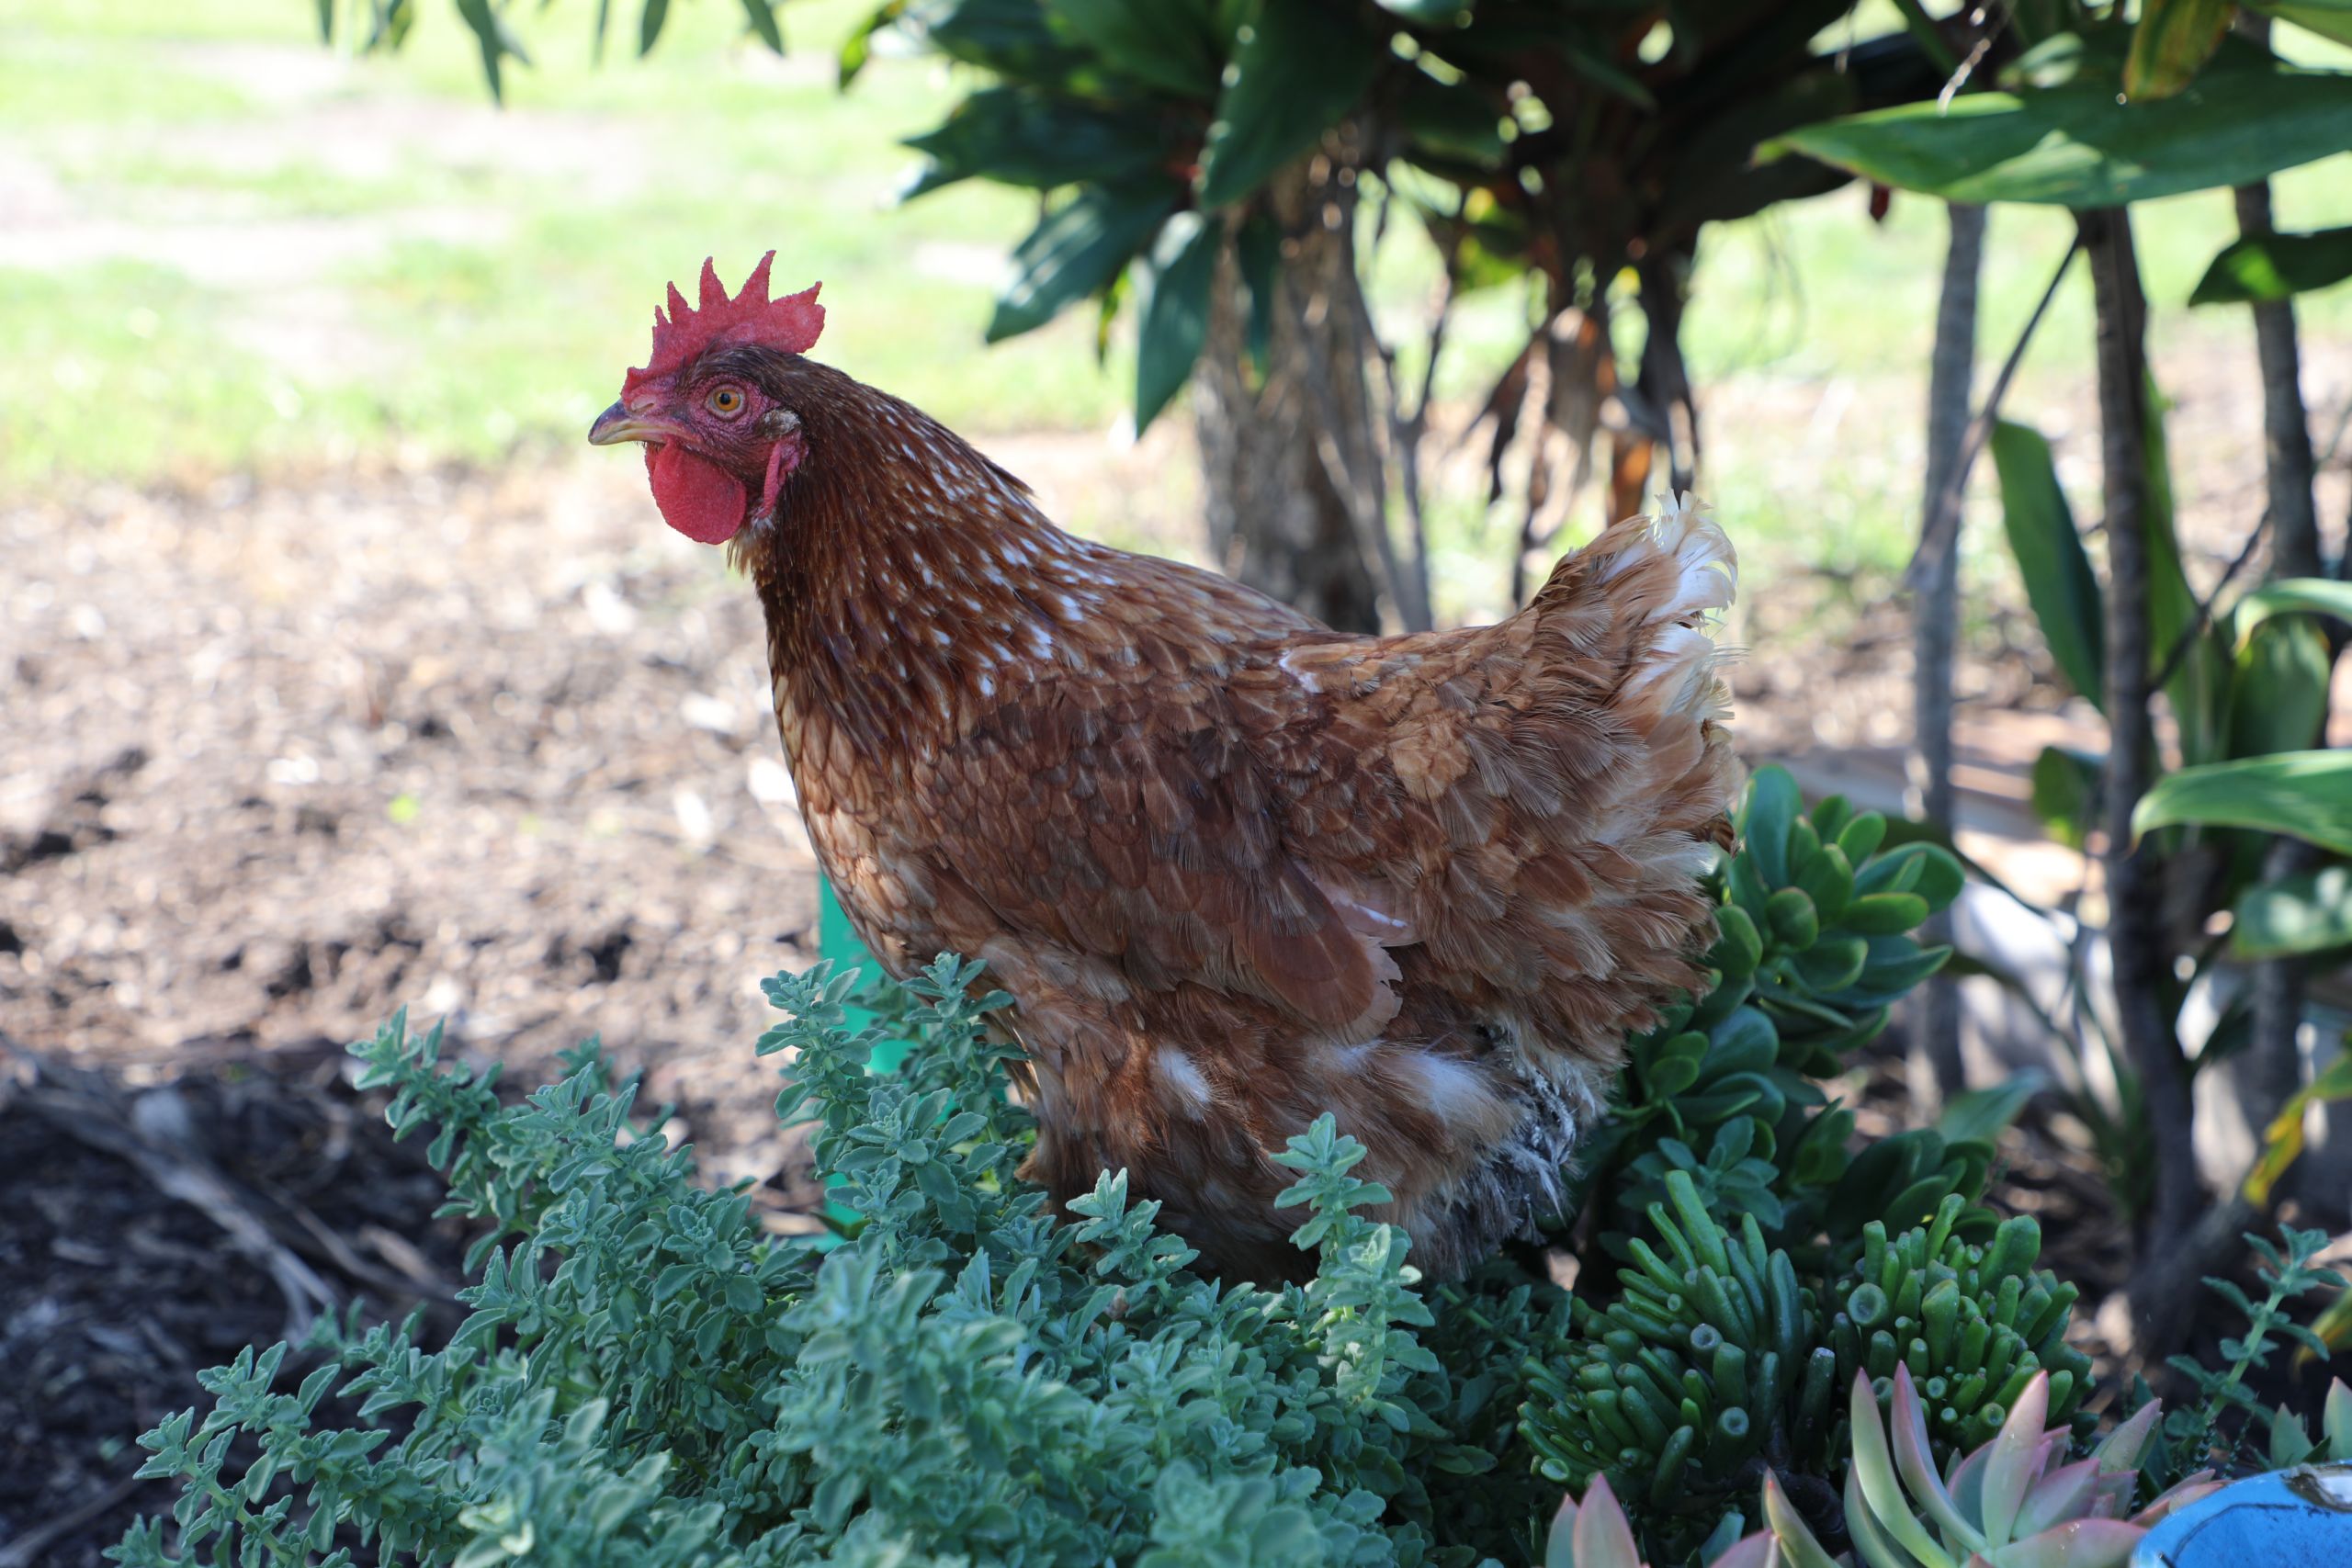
<box><xmin>2132</xmin><ymin>1462</ymin><xmax>2352</xmax><ymax>1567</ymax></box>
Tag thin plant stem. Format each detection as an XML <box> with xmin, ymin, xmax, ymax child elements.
<box><xmin>1906</xmin><ymin>237</ymin><xmax>2084</xmax><ymax>585</ymax></box>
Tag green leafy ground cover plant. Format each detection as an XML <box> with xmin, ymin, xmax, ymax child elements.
<box><xmin>112</xmin><ymin>958</ymin><xmax>1558</xmax><ymax>1567</ymax></box>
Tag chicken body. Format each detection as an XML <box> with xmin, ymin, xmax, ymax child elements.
<box><xmin>667</xmin><ymin>351</ymin><xmax>1736</xmax><ymax>1283</ymax></box>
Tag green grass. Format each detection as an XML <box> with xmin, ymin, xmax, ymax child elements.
<box><xmin>0</xmin><ymin>0</ymin><xmax>1125</xmax><ymax>487</ymax></box>
<box><xmin>6</xmin><ymin>0</ymin><xmax>2348</xmax><ymax>596</ymax></box>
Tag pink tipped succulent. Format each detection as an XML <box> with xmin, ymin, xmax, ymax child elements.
<box><xmin>1761</xmin><ymin>1368</ymin><xmax>2222</xmax><ymax>1568</ymax></box>
<box><xmin>1544</xmin><ymin>1474</ymin><xmax>1781</xmax><ymax>1568</ymax></box>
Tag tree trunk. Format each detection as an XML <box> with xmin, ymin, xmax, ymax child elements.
<box><xmin>1909</xmin><ymin>202</ymin><xmax>1987</xmax><ymax>1110</ymax></box>
<box><xmin>1632</xmin><ymin>252</ymin><xmax>1700</xmax><ymax>497</ymax></box>
<box><xmin>2234</xmin><ymin>152</ymin><xmax>2327</xmax><ymax>1211</ymax></box>
<box><xmin>1191</xmin><ymin>164</ymin><xmax>1384</xmax><ymax>635</ymax></box>
<box><xmin>2087</xmin><ymin>208</ymin><xmax>2199</xmax><ymax>1351</ymax></box>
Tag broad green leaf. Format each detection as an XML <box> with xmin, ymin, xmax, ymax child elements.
<box><xmin>2233</xmin><ymin>577</ymin><xmax>2352</xmax><ymax>645</ymax></box>
<box><xmin>988</xmin><ymin>183</ymin><xmax>1177</xmax><ymax>342</ymax></box>
<box><xmin>454</xmin><ymin>0</ymin><xmax>526</xmax><ymax>101</ymax></box>
<box><xmin>2242</xmin><ymin>1043</ymin><xmax>2352</xmax><ymax>1204</ymax></box>
<box><xmin>838</xmin><ymin>1</ymin><xmax>909</xmax><ymax>85</ymax></box>
<box><xmin>2010</xmin><ymin>0</ymin><xmax>2075</xmax><ymax>44</ymax></box>
<box><xmin>1377</xmin><ymin>0</ymin><xmax>1469</xmax><ymax>20</ymax></box>
<box><xmin>2193</xmin><ymin>226</ymin><xmax>2352</xmax><ymax>304</ymax></box>
<box><xmin>1134</xmin><ymin>212</ymin><xmax>1218</xmax><ymax>433</ymax></box>
<box><xmin>1236</xmin><ymin>210</ymin><xmax>1281</xmax><ymax>378</ymax></box>
<box><xmin>2227</xmin><ymin>618</ymin><xmax>2331</xmax><ymax>761</ymax></box>
<box><xmin>639</xmin><ymin>0</ymin><xmax>670</xmax><ymax>56</ymax></box>
<box><xmin>922</xmin><ymin>0</ymin><xmax>1094</xmax><ymax>83</ymax></box>
<box><xmin>2133</xmin><ymin>751</ymin><xmax>2352</xmax><ymax>857</ymax></box>
<box><xmin>2030</xmin><ymin>745</ymin><xmax>2100</xmax><ymax>852</ymax></box>
<box><xmin>1197</xmin><ymin>0</ymin><xmax>1386</xmax><ymax>209</ymax></box>
<box><xmin>1772</xmin><ymin>46</ymin><xmax>2352</xmax><ymax>207</ymax></box>
<box><xmin>739</xmin><ymin>0</ymin><xmax>785</xmax><ymax>54</ymax></box>
<box><xmin>2312</xmin><ymin>1283</ymin><xmax>2352</xmax><ymax>1355</ymax></box>
<box><xmin>1937</xmin><ymin>1073</ymin><xmax>2045</xmax><ymax>1147</ymax></box>
<box><xmin>1397</xmin><ymin>73</ymin><xmax>1506</xmax><ymax>165</ymax></box>
<box><xmin>1554</xmin><ymin>34</ymin><xmax>1657</xmax><ymax>111</ymax></box>
<box><xmin>1991</xmin><ymin>421</ymin><xmax>2105</xmax><ymax>706</ymax></box>
<box><xmin>2247</xmin><ymin>0</ymin><xmax>2352</xmax><ymax>46</ymax></box>
<box><xmin>2125</xmin><ymin>0</ymin><xmax>2234</xmax><ymax>100</ymax></box>
<box><xmin>1055</xmin><ymin>0</ymin><xmax>1221</xmax><ymax>96</ymax></box>
<box><xmin>2232</xmin><ymin>864</ymin><xmax>2352</xmax><ymax>960</ymax></box>
<box><xmin>902</xmin><ymin>87</ymin><xmax>1170</xmax><ymax>198</ymax></box>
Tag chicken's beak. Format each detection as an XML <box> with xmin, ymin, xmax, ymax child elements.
<box><xmin>589</xmin><ymin>401</ymin><xmax>672</xmax><ymax>446</ymax></box>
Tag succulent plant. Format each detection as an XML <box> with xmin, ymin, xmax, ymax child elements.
<box><xmin>1545</xmin><ymin>1473</ymin><xmax>1777</xmax><ymax>1568</ymax></box>
<box><xmin>1522</xmin><ymin>1170</ymin><xmax>1835</xmax><ymax>1558</ymax></box>
<box><xmin>2267</xmin><ymin>1376</ymin><xmax>2352</xmax><ymax>1468</ymax></box>
<box><xmin>1762</xmin><ymin>1367</ymin><xmax>2221</xmax><ymax>1568</ymax></box>
<box><xmin>1577</xmin><ymin>770</ymin><xmax>1985</xmax><ymax>1255</ymax></box>
<box><xmin>1825</xmin><ymin>1196</ymin><xmax>2096</xmax><ymax>1461</ymax></box>
<box><xmin>1727</xmin><ymin>769</ymin><xmax>1962</xmax><ymax>1076</ymax></box>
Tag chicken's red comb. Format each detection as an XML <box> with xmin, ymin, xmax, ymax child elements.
<box><xmin>624</xmin><ymin>252</ymin><xmax>822</xmax><ymax>392</ymax></box>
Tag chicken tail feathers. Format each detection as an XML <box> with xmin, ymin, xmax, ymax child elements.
<box><xmin>1530</xmin><ymin>489</ymin><xmax>1737</xmax><ymax>632</ymax></box>
<box><xmin>1528</xmin><ymin>491</ymin><xmax>1739</xmax><ymax>738</ymax></box>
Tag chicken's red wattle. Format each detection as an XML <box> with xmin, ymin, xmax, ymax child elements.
<box><xmin>646</xmin><ymin>442</ymin><xmax>746</xmax><ymax>545</ymax></box>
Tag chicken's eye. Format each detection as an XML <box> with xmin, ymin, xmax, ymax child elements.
<box><xmin>707</xmin><ymin>386</ymin><xmax>746</xmax><ymax>418</ymax></box>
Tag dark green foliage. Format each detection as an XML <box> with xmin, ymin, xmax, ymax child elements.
<box><xmin>854</xmin><ymin>0</ymin><xmax>1940</xmax><ymax>432</ymax></box>
<box><xmin>1777</xmin><ymin>27</ymin><xmax>2352</xmax><ymax>208</ymax></box>
<box><xmin>112</xmin><ymin>958</ymin><xmax>1554</xmax><ymax>1567</ymax></box>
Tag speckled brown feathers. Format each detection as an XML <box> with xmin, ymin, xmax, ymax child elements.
<box><xmin>729</xmin><ymin>350</ymin><xmax>1738</xmax><ymax>1283</ymax></box>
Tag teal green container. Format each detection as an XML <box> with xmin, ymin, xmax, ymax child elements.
<box><xmin>816</xmin><ymin>874</ymin><xmax>908</xmax><ymax>1073</ymax></box>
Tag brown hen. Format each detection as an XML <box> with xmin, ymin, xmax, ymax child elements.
<box><xmin>590</xmin><ymin>256</ymin><xmax>1739</xmax><ymax>1282</ymax></box>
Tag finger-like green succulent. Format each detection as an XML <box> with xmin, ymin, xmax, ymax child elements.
<box><xmin>1763</xmin><ymin>1367</ymin><xmax>2221</xmax><ymax>1568</ymax></box>
<box><xmin>1826</xmin><ymin>1196</ymin><xmax>2095</xmax><ymax>1461</ymax></box>
<box><xmin>1521</xmin><ymin>1171</ymin><xmax>1832</xmax><ymax>1561</ymax></box>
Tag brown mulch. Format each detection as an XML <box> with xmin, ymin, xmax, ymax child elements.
<box><xmin>0</xmin><ymin>457</ymin><xmax>825</xmax><ymax>1188</ymax></box>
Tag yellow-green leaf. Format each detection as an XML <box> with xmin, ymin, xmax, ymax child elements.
<box><xmin>2243</xmin><ymin>1043</ymin><xmax>2352</xmax><ymax>1205</ymax></box>
<box><xmin>2125</xmin><ymin>0</ymin><xmax>2236</xmax><ymax>100</ymax></box>
<box><xmin>2191</xmin><ymin>225</ymin><xmax>2352</xmax><ymax>304</ymax></box>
